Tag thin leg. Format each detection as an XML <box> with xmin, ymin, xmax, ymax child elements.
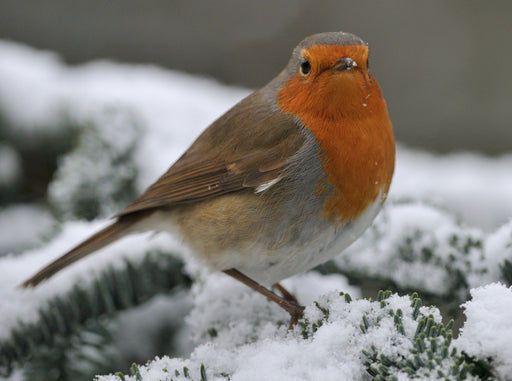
<box><xmin>223</xmin><ymin>268</ymin><xmax>304</xmax><ymax>327</ymax></box>
<box><xmin>273</xmin><ymin>282</ymin><xmax>299</xmax><ymax>305</ymax></box>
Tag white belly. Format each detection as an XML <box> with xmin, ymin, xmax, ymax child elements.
<box><xmin>137</xmin><ymin>192</ymin><xmax>384</xmax><ymax>286</ymax></box>
<box><xmin>215</xmin><ymin>195</ymin><xmax>384</xmax><ymax>285</ymax></box>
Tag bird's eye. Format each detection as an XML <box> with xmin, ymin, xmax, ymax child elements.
<box><xmin>300</xmin><ymin>58</ymin><xmax>311</xmax><ymax>75</ymax></box>
<box><xmin>366</xmin><ymin>58</ymin><xmax>369</xmax><ymax>69</ymax></box>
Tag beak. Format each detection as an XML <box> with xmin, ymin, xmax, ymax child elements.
<box><xmin>333</xmin><ymin>57</ymin><xmax>357</xmax><ymax>72</ymax></box>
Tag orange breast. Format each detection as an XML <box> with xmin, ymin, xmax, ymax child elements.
<box><xmin>277</xmin><ymin>48</ymin><xmax>395</xmax><ymax>224</ymax></box>
<box><xmin>316</xmin><ymin>103</ymin><xmax>395</xmax><ymax>223</ymax></box>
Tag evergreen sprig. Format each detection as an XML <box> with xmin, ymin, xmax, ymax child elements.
<box><xmin>500</xmin><ymin>259</ymin><xmax>512</xmax><ymax>286</ymax></box>
<box><xmin>49</xmin><ymin>108</ymin><xmax>141</xmax><ymax>221</ymax></box>
<box><xmin>22</xmin><ymin>321</ymin><xmax>118</xmax><ymax>381</ymax></box>
<box><xmin>298</xmin><ymin>290</ymin><xmax>493</xmax><ymax>380</ymax></box>
<box><xmin>99</xmin><ymin>289</ymin><xmax>500</xmax><ymax>381</ymax></box>
<box><xmin>113</xmin><ymin>363</ymin><xmax>210</xmax><ymax>381</ymax></box>
<box><xmin>0</xmin><ymin>251</ymin><xmax>191</xmax><ymax>377</ymax></box>
<box><xmin>359</xmin><ymin>291</ymin><xmax>492</xmax><ymax>380</ymax></box>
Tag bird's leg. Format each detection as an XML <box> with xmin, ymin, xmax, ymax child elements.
<box><xmin>223</xmin><ymin>268</ymin><xmax>304</xmax><ymax>328</ymax></box>
<box><xmin>272</xmin><ymin>282</ymin><xmax>299</xmax><ymax>305</ymax></box>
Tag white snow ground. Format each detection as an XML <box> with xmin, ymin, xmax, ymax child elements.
<box><xmin>0</xmin><ymin>40</ymin><xmax>511</xmax><ymax>380</ymax></box>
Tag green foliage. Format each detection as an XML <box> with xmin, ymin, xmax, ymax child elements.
<box><xmin>359</xmin><ymin>291</ymin><xmax>492</xmax><ymax>380</ymax></box>
<box><xmin>0</xmin><ymin>251</ymin><xmax>191</xmax><ymax>378</ymax></box>
<box><xmin>0</xmin><ymin>111</ymin><xmax>76</xmax><ymax>204</ymax></box>
<box><xmin>49</xmin><ymin>108</ymin><xmax>141</xmax><ymax>221</ymax></box>
<box><xmin>299</xmin><ymin>290</ymin><xmax>493</xmax><ymax>380</ymax></box>
<box><xmin>0</xmin><ymin>141</ymin><xmax>21</xmax><ymax>204</ymax></box>
<box><xmin>22</xmin><ymin>322</ymin><xmax>118</xmax><ymax>381</ymax></box>
<box><xmin>112</xmin><ymin>363</ymin><xmax>210</xmax><ymax>381</ymax></box>
<box><xmin>501</xmin><ymin>259</ymin><xmax>512</xmax><ymax>286</ymax></box>
<box><xmin>0</xmin><ymin>104</ymin><xmax>141</xmax><ymax>218</ymax></box>
<box><xmin>499</xmin><ymin>227</ymin><xmax>512</xmax><ymax>286</ymax></box>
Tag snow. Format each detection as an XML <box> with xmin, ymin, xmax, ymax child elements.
<box><xmin>0</xmin><ymin>41</ymin><xmax>66</xmax><ymax>131</ymax></box>
<box><xmin>114</xmin><ymin>292</ymin><xmax>194</xmax><ymax>362</ymax></box>
<box><xmin>0</xmin><ymin>220</ymin><xmax>184</xmax><ymax>340</ymax></box>
<box><xmin>337</xmin><ymin>201</ymin><xmax>493</xmax><ymax>298</ymax></box>
<box><xmin>483</xmin><ymin>220</ymin><xmax>512</xmax><ymax>281</ymax></box>
<box><xmin>0</xmin><ymin>40</ymin><xmax>511</xmax><ymax>380</ymax></box>
<box><xmin>0</xmin><ymin>204</ymin><xmax>54</xmax><ymax>254</ymax></box>
<box><xmin>98</xmin><ymin>290</ymin><xmax>446</xmax><ymax>381</ymax></box>
<box><xmin>456</xmin><ymin>283</ymin><xmax>512</xmax><ymax>376</ymax></box>
<box><xmin>392</xmin><ymin>146</ymin><xmax>512</xmax><ymax>231</ymax></box>
<box><xmin>47</xmin><ymin>108</ymin><xmax>142</xmax><ymax>219</ymax></box>
<box><xmin>0</xmin><ymin>39</ymin><xmax>249</xmax><ymax>193</ymax></box>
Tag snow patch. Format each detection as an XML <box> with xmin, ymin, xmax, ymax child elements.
<box><xmin>456</xmin><ymin>283</ymin><xmax>512</xmax><ymax>378</ymax></box>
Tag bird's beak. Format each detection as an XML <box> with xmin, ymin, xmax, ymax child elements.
<box><xmin>333</xmin><ymin>57</ymin><xmax>357</xmax><ymax>72</ymax></box>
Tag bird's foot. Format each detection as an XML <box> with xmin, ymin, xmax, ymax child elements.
<box><xmin>286</xmin><ymin>302</ymin><xmax>305</xmax><ymax>330</ymax></box>
<box><xmin>223</xmin><ymin>269</ymin><xmax>305</xmax><ymax>329</ymax></box>
<box><xmin>273</xmin><ymin>282</ymin><xmax>300</xmax><ymax>305</ymax></box>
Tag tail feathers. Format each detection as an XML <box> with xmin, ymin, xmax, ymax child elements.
<box><xmin>21</xmin><ymin>217</ymin><xmax>138</xmax><ymax>288</ymax></box>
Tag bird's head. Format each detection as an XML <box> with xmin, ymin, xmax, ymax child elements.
<box><xmin>277</xmin><ymin>32</ymin><xmax>379</xmax><ymax>120</ymax></box>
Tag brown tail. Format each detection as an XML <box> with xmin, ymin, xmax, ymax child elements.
<box><xmin>21</xmin><ymin>217</ymin><xmax>139</xmax><ymax>288</ymax></box>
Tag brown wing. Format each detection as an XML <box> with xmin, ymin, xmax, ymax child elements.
<box><xmin>118</xmin><ymin>89</ymin><xmax>304</xmax><ymax>217</ymax></box>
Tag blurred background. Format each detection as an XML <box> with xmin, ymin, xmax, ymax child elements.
<box><xmin>1</xmin><ymin>0</ymin><xmax>511</xmax><ymax>154</ymax></box>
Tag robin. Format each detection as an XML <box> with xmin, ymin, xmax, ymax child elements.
<box><xmin>21</xmin><ymin>32</ymin><xmax>395</xmax><ymax>327</ymax></box>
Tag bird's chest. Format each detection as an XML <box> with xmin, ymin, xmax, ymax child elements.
<box><xmin>307</xmin><ymin>117</ymin><xmax>394</xmax><ymax>225</ymax></box>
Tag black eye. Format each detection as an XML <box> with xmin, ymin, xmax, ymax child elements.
<box><xmin>300</xmin><ymin>58</ymin><xmax>311</xmax><ymax>75</ymax></box>
<box><xmin>366</xmin><ymin>58</ymin><xmax>369</xmax><ymax>69</ymax></box>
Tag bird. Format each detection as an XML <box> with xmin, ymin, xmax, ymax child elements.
<box><xmin>21</xmin><ymin>31</ymin><xmax>395</xmax><ymax>327</ymax></box>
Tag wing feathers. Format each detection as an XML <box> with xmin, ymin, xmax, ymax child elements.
<box><xmin>118</xmin><ymin>155</ymin><xmax>288</xmax><ymax>216</ymax></box>
<box><xmin>116</xmin><ymin>91</ymin><xmax>305</xmax><ymax>217</ymax></box>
